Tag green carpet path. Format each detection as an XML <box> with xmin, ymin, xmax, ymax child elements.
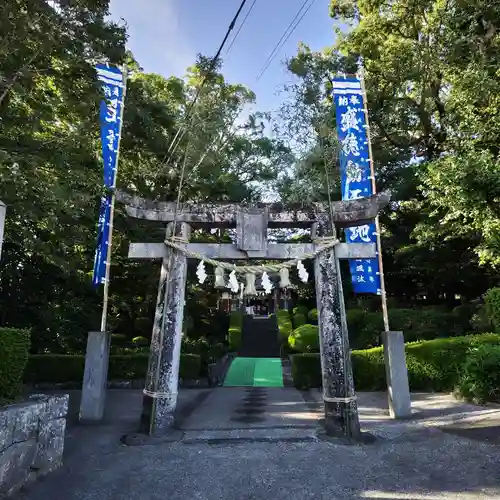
<box><xmin>223</xmin><ymin>358</ymin><xmax>284</xmax><ymax>387</ymax></box>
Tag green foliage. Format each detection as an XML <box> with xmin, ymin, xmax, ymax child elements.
<box><xmin>108</xmin><ymin>354</ymin><xmax>150</xmax><ymax>380</ymax></box>
<box><xmin>276</xmin><ymin>309</ymin><xmax>293</xmax><ymax>342</ymax></box>
<box><xmin>228</xmin><ymin>311</ymin><xmax>243</xmax><ymax>351</ymax></box>
<box><xmin>485</xmin><ymin>288</ymin><xmax>500</xmax><ymax>333</ymax></box>
<box><xmin>292</xmin><ymin>313</ymin><xmax>307</xmax><ymax>329</ymax></box>
<box><xmin>25</xmin><ymin>354</ymin><xmax>85</xmax><ymax>384</ymax></box>
<box><xmin>308</xmin><ymin>308</ymin><xmax>318</xmax><ymax>322</ymax></box>
<box><xmin>451</xmin><ymin>304</ymin><xmax>476</xmax><ymax>332</ymax></box>
<box><xmin>292</xmin><ymin>306</ymin><xmax>309</xmax><ymax>317</ymax></box>
<box><xmin>229</xmin><ymin>311</ymin><xmax>243</xmax><ymax>328</ymax></box>
<box><xmin>0</xmin><ymin>327</ymin><xmax>31</xmax><ymax>403</ymax></box>
<box><xmin>288</xmin><ymin>324</ymin><xmax>319</xmax><ymax>353</ymax></box>
<box><xmin>24</xmin><ymin>353</ymin><xmax>202</xmax><ymax>384</ymax></box>
<box><xmin>457</xmin><ymin>344</ymin><xmax>500</xmax><ymax>404</ymax></box>
<box><xmin>328</xmin><ymin>0</ymin><xmax>500</xmax><ymax>269</ymax></box>
<box><xmin>278</xmin><ymin>0</ymin><xmax>500</xmax><ymax>305</ymax></box>
<box><xmin>132</xmin><ymin>336</ymin><xmax>149</xmax><ymax>347</ymax></box>
<box><xmin>290</xmin><ymin>353</ymin><xmax>323</xmax><ymax>390</ymax></box>
<box><xmin>470</xmin><ymin>304</ymin><xmax>493</xmax><ymax>333</ymax></box>
<box><xmin>351</xmin><ymin>348</ymin><xmax>387</xmax><ymax>391</ymax></box>
<box><xmin>290</xmin><ymin>333</ymin><xmax>500</xmax><ymax>391</ymax></box>
<box><xmin>111</xmin><ymin>334</ymin><xmax>128</xmax><ymax>344</ymax></box>
<box><xmin>347</xmin><ymin>307</ymin><xmax>467</xmax><ymax>350</ymax></box>
<box><xmin>178</xmin><ymin>354</ymin><xmax>202</xmax><ymax>380</ymax></box>
<box><xmin>228</xmin><ymin>328</ymin><xmax>241</xmax><ymax>352</ymax></box>
<box><xmin>0</xmin><ymin>2</ymin><xmax>292</xmax><ymax>355</ymax></box>
<box><xmin>182</xmin><ymin>337</ymin><xmax>226</xmax><ymax>376</ymax></box>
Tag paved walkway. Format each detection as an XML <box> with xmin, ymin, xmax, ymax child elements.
<box><xmin>14</xmin><ymin>388</ymin><xmax>500</xmax><ymax>500</ymax></box>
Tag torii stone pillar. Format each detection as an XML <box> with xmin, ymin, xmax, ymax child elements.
<box><xmin>313</xmin><ymin>221</ymin><xmax>360</xmax><ymax>439</ymax></box>
<box><xmin>140</xmin><ymin>222</ymin><xmax>191</xmax><ymax>436</ymax></box>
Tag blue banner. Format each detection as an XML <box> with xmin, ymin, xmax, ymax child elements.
<box><xmin>332</xmin><ymin>76</ymin><xmax>381</xmax><ymax>294</ymax></box>
<box><xmin>92</xmin><ymin>64</ymin><xmax>125</xmax><ymax>287</ymax></box>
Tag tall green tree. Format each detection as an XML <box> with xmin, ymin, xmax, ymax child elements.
<box><xmin>0</xmin><ymin>0</ymin><xmax>127</xmax><ymax>352</ymax></box>
<box><xmin>328</xmin><ymin>0</ymin><xmax>500</xmax><ymax>264</ymax></box>
<box><xmin>277</xmin><ymin>0</ymin><xmax>500</xmax><ymax>304</ymax></box>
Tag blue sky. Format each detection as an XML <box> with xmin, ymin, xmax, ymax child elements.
<box><xmin>109</xmin><ymin>0</ymin><xmax>338</xmax><ymax>115</ymax></box>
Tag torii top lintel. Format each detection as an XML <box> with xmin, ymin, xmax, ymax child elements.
<box><xmin>115</xmin><ymin>190</ymin><xmax>390</xmax><ymax>229</ymax></box>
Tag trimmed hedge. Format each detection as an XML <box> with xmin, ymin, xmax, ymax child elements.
<box><xmin>291</xmin><ymin>333</ymin><xmax>500</xmax><ymax>392</ymax></box>
<box><xmin>276</xmin><ymin>309</ymin><xmax>293</xmax><ymax>341</ymax></box>
<box><xmin>228</xmin><ymin>312</ymin><xmax>243</xmax><ymax>351</ymax></box>
<box><xmin>292</xmin><ymin>313</ymin><xmax>307</xmax><ymax>329</ymax></box>
<box><xmin>0</xmin><ymin>327</ymin><xmax>31</xmax><ymax>403</ymax></box>
<box><xmin>291</xmin><ymin>353</ymin><xmax>322</xmax><ymax>390</ymax></box>
<box><xmin>24</xmin><ymin>353</ymin><xmax>202</xmax><ymax>385</ymax></box>
<box><xmin>182</xmin><ymin>337</ymin><xmax>226</xmax><ymax>375</ymax></box>
<box><xmin>347</xmin><ymin>307</ymin><xmax>468</xmax><ymax>350</ymax></box>
<box><xmin>132</xmin><ymin>336</ymin><xmax>149</xmax><ymax>347</ymax></box>
<box><xmin>288</xmin><ymin>324</ymin><xmax>319</xmax><ymax>352</ymax></box>
<box><xmin>308</xmin><ymin>308</ymin><xmax>318</xmax><ymax>322</ymax></box>
<box><xmin>293</xmin><ymin>305</ymin><xmax>309</xmax><ymax>317</ymax></box>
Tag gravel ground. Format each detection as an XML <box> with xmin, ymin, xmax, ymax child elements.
<box><xmin>13</xmin><ymin>388</ymin><xmax>500</xmax><ymax>500</ymax></box>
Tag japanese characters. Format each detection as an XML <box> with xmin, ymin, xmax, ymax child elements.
<box><xmin>332</xmin><ymin>77</ymin><xmax>381</xmax><ymax>294</ymax></box>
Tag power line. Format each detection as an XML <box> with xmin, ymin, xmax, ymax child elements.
<box><xmin>225</xmin><ymin>0</ymin><xmax>258</xmax><ymax>56</ymax></box>
<box><xmin>256</xmin><ymin>0</ymin><xmax>316</xmax><ymax>82</ymax></box>
<box><xmin>163</xmin><ymin>0</ymin><xmax>250</xmax><ymax>166</ymax></box>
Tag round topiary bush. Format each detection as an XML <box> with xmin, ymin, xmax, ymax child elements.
<box><xmin>288</xmin><ymin>324</ymin><xmax>319</xmax><ymax>353</ymax></box>
<box><xmin>132</xmin><ymin>336</ymin><xmax>149</xmax><ymax>347</ymax></box>
<box><xmin>308</xmin><ymin>308</ymin><xmax>318</xmax><ymax>322</ymax></box>
<box><xmin>293</xmin><ymin>305</ymin><xmax>309</xmax><ymax>317</ymax></box>
<box><xmin>292</xmin><ymin>313</ymin><xmax>307</xmax><ymax>329</ymax></box>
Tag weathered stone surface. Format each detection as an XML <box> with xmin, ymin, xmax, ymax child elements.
<box><xmin>115</xmin><ymin>189</ymin><xmax>390</xmax><ymax>229</ymax></box>
<box><xmin>43</xmin><ymin>395</ymin><xmax>69</xmax><ymax>421</ymax></box>
<box><xmin>0</xmin><ymin>440</ymin><xmax>37</xmax><ymax>497</ymax></box>
<box><xmin>0</xmin><ymin>412</ymin><xmax>13</xmax><ymax>453</ymax></box>
<box><xmin>79</xmin><ymin>331</ymin><xmax>111</xmax><ymax>423</ymax></box>
<box><xmin>314</xmin><ymin>244</ymin><xmax>361</xmax><ymax>440</ymax></box>
<box><xmin>236</xmin><ymin>207</ymin><xmax>268</xmax><ymax>256</ymax></box>
<box><xmin>33</xmin><ymin>418</ymin><xmax>66</xmax><ymax>473</ymax></box>
<box><xmin>141</xmin><ymin>223</ymin><xmax>190</xmax><ymax>436</ymax></box>
<box><xmin>0</xmin><ymin>395</ymin><xmax>68</xmax><ymax>497</ymax></box>
<box><xmin>11</xmin><ymin>403</ymin><xmax>42</xmax><ymax>443</ymax></box>
<box><xmin>382</xmin><ymin>331</ymin><xmax>412</xmax><ymax>419</ymax></box>
<box><xmin>128</xmin><ymin>242</ymin><xmax>376</xmax><ymax>261</ymax></box>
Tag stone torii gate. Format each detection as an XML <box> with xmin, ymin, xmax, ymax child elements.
<box><xmin>80</xmin><ymin>190</ymin><xmax>411</xmax><ymax>439</ymax></box>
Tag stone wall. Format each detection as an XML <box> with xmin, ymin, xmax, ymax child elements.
<box><xmin>0</xmin><ymin>394</ymin><xmax>68</xmax><ymax>497</ymax></box>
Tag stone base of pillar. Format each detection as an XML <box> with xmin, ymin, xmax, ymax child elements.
<box><xmin>323</xmin><ymin>400</ymin><xmax>362</xmax><ymax>439</ymax></box>
<box><xmin>79</xmin><ymin>331</ymin><xmax>111</xmax><ymax>423</ymax></box>
<box><xmin>382</xmin><ymin>330</ymin><xmax>412</xmax><ymax>419</ymax></box>
<box><xmin>139</xmin><ymin>394</ymin><xmax>177</xmax><ymax>436</ymax></box>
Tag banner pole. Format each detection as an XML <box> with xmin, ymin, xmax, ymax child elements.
<box><xmin>359</xmin><ymin>71</ymin><xmax>390</xmax><ymax>332</ymax></box>
<box><xmin>99</xmin><ymin>66</ymin><xmax>128</xmax><ymax>333</ymax></box>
